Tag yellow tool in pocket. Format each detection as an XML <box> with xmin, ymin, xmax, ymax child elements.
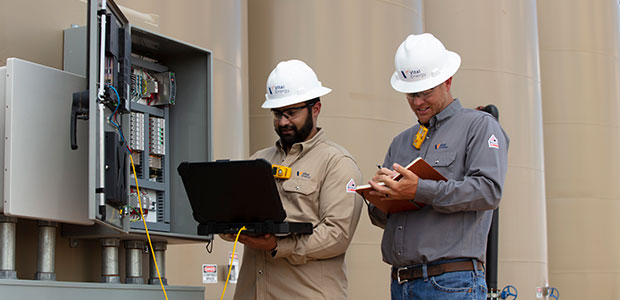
<box><xmin>272</xmin><ymin>164</ymin><xmax>291</xmax><ymax>179</ymax></box>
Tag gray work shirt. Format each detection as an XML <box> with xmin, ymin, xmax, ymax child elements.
<box><xmin>369</xmin><ymin>99</ymin><xmax>509</xmax><ymax>267</ymax></box>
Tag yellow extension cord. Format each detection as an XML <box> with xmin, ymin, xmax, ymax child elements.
<box><xmin>130</xmin><ymin>154</ymin><xmax>169</xmax><ymax>300</ymax></box>
<box><xmin>221</xmin><ymin>226</ymin><xmax>247</xmax><ymax>300</ymax></box>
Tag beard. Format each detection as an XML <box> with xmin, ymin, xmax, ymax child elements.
<box><xmin>276</xmin><ymin>109</ymin><xmax>314</xmax><ymax>148</ymax></box>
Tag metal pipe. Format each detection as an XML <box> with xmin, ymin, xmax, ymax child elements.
<box><xmin>34</xmin><ymin>221</ymin><xmax>57</xmax><ymax>281</ymax></box>
<box><xmin>149</xmin><ymin>242</ymin><xmax>167</xmax><ymax>285</ymax></box>
<box><xmin>101</xmin><ymin>238</ymin><xmax>120</xmax><ymax>283</ymax></box>
<box><xmin>486</xmin><ymin>208</ymin><xmax>499</xmax><ymax>293</ymax></box>
<box><xmin>0</xmin><ymin>215</ymin><xmax>17</xmax><ymax>279</ymax></box>
<box><xmin>125</xmin><ymin>240</ymin><xmax>144</xmax><ymax>284</ymax></box>
<box><xmin>482</xmin><ymin>105</ymin><xmax>499</xmax><ymax>298</ymax></box>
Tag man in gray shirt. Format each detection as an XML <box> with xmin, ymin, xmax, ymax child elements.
<box><xmin>367</xmin><ymin>33</ymin><xmax>509</xmax><ymax>300</ymax></box>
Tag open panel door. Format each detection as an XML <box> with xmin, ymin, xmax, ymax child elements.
<box><xmin>68</xmin><ymin>0</ymin><xmax>214</xmax><ymax>238</ymax></box>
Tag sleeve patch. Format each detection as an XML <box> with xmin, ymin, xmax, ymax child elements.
<box><xmin>488</xmin><ymin>134</ymin><xmax>499</xmax><ymax>149</ymax></box>
<box><xmin>346</xmin><ymin>179</ymin><xmax>357</xmax><ymax>193</ymax></box>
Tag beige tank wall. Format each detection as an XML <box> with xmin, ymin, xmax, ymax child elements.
<box><xmin>423</xmin><ymin>0</ymin><xmax>550</xmax><ymax>295</ymax></box>
<box><xmin>538</xmin><ymin>1</ymin><xmax>620</xmax><ymax>299</ymax></box>
<box><xmin>0</xmin><ymin>0</ymin><xmax>85</xmax><ymax>69</ymax></box>
<box><xmin>247</xmin><ymin>0</ymin><xmax>423</xmax><ymax>298</ymax></box>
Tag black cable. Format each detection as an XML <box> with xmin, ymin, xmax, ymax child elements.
<box><xmin>205</xmin><ymin>240</ymin><xmax>213</xmax><ymax>254</ymax></box>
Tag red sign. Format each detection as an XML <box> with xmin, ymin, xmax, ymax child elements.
<box><xmin>204</xmin><ymin>265</ymin><xmax>216</xmax><ymax>273</ymax></box>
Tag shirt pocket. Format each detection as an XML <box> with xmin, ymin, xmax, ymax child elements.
<box><xmin>281</xmin><ymin>179</ymin><xmax>319</xmax><ymax>221</ymax></box>
<box><xmin>282</xmin><ymin>178</ymin><xmax>318</xmax><ymax>195</ymax></box>
<box><xmin>425</xmin><ymin>151</ymin><xmax>456</xmax><ymax>179</ymax></box>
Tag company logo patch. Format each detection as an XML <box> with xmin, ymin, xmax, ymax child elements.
<box><xmin>296</xmin><ymin>171</ymin><xmax>311</xmax><ymax>179</ymax></box>
<box><xmin>268</xmin><ymin>84</ymin><xmax>289</xmax><ymax>95</ymax></box>
<box><xmin>346</xmin><ymin>179</ymin><xmax>356</xmax><ymax>193</ymax></box>
<box><xmin>400</xmin><ymin>69</ymin><xmax>426</xmax><ymax>81</ymax></box>
<box><xmin>434</xmin><ymin>143</ymin><xmax>448</xmax><ymax>150</ymax></box>
<box><xmin>488</xmin><ymin>134</ymin><xmax>499</xmax><ymax>149</ymax></box>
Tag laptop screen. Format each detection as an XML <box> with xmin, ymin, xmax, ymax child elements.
<box><xmin>177</xmin><ymin>159</ymin><xmax>287</xmax><ymax>224</ymax></box>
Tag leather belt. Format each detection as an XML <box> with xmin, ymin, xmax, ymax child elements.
<box><xmin>391</xmin><ymin>260</ymin><xmax>484</xmax><ymax>284</ymax></box>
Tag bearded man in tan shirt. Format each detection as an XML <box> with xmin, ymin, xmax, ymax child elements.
<box><xmin>223</xmin><ymin>59</ymin><xmax>363</xmax><ymax>300</ymax></box>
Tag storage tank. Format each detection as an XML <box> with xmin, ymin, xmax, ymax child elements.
<box><xmin>538</xmin><ymin>0</ymin><xmax>620</xmax><ymax>299</ymax></box>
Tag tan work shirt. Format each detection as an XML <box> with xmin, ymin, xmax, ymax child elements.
<box><xmin>234</xmin><ymin>129</ymin><xmax>363</xmax><ymax>300</ymax></box>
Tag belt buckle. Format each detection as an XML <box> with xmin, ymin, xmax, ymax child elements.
<box><xmin>397</xmin><ymin>266</ymin><xmax>408</xmax><ymax>284</ymax></box>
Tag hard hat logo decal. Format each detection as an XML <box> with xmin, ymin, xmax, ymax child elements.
<box><xmin>268</xmin><ymin>85</ymin><xmax>289</xmax><ymax>95</ymax></box>
<box><xmin>400</xmin><ymin>69</ymin><xmax>425</xmax><ymax>81</ymax></box>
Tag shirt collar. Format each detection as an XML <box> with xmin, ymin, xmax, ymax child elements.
<box><xmin>423</xmin><ymin>98</ymin><xmax>462</xmax><ymax>127</ymax></box>
<box><xmin>276</xmin><ymin>128</ymin><xmax>325</xmax><ymax>156</ymax></box>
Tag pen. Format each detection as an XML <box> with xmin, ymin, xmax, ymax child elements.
<box><xmin>377</xmin><ymin>164</ymin><xmax>382</xmax><ymax>169</ymax></box>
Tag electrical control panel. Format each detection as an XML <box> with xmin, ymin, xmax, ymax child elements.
<box><xmin>63</xmin><ymin>0</ymin><xmax>213</xmax><ymax>239</ymax></box>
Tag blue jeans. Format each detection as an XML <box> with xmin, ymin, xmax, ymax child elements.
<box><xmin>391</xmin><ymin>261</ymin><xmax>487</xmax><ymax>300</ymax></box>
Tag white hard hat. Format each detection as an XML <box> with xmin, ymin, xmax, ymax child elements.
<box><xmin>390</xmin><ymin>33</ymin><xmax>461</xmax><ymax>93</ymax></box>
<box><xmin>262</xmin><ymin>59</ymin><xmax>331</xmax><ymax>109</ymax></box>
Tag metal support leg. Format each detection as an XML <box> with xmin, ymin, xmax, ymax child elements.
<box><xmin>149</xmin><ymin>242</ymin><xmax>167</xmax><ymax>285</ymax></box>
<box><xmin>486</xmin><ymin>208</ymin><xmax>499</xmax><ymax>299</ymax></box>
<box><xmin>101</xmin><ymin>238</ymin><xmax>121</xmax><ymax>283</ymax></box>
<box><xmin>0</xmin><ymin>215</ymin><xmax>17</xmax><ymax>279</ymax></box>
<box><xmin>125</xmin><ymin>240</ymin><xmax>144</xmax><ymax>284</ymax></box>
<box><xmin>35</xmin><ymin>221</ymin><xmax>57</xmax><ymax>281</ymax></box>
